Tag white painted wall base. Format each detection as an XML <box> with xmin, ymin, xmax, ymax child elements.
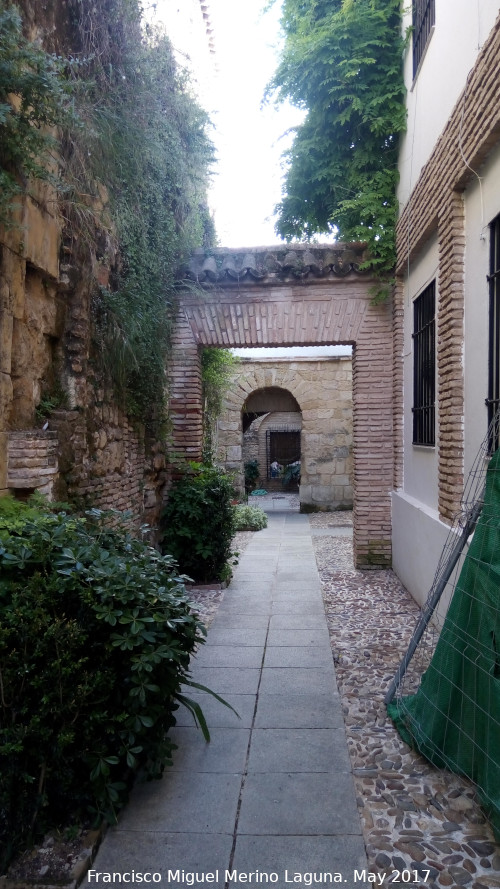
<box><xmin>391</xmin><ymin>490</ymin><xmax>452</xmax><ymax>609</ymax></box>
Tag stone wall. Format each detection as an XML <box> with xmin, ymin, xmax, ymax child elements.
<box><xmin>0</xmin><ymin>0</ymin><xmax>169</xmax><ymax>529</ymax></box>
<box><xmin>0</xmin><ymin>199</ymin><xmax>168</xmax><ymax>525</ymax></box>
<box><xmin>243</xmin><ymin>410</ymin><xmax>302</xmax><ymax>492</ymax></box>
<box><xmin>217</xmin><ymin>357</ymin><xmax>353</xmax><ymax>510</ymax></box>
<box><xmin>7</xmin><ymin>431</ymin><xmax>59</xmax><ymax>498</ymax></box>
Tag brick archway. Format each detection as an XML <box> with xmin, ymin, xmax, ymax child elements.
<box><xmin>170</xmin><ymin>244</ymin><xmax>393</xmax><ymax>568</ymax></box>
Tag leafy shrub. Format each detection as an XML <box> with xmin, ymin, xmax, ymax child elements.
<box><xmin>160</xmin><ymin>464</ymin><xmax>236</xmax><ymax>583</ymax></box>
<box><xmin>233</xmin><ymin>505</ymin><xmax>268</xmax><ymax>532</ymax></box>
<box><xmin>0</xmin><ymin>502</ymin><xmax>211</xmax><ymax>868</ymax></box>
<box><xmin>282</xmin><ymin>460</ymin><xmax>301</xmax><ymax>486</ymax></box>
<box><xmin>244</xmin><ymin>459</ymin><xmax>260</xmax><ymax>493</ymax></box>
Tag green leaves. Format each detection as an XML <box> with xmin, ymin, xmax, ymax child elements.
<box><xmin>160</xmin><ymin>465</ymin><xmax>237</xmax><ymax>584</ymax></box>
<box><xmin>82</xmin><ymin>18</ymin><xmax>216</xmax><ymax>433</ymax></box>
<box><xmin>269</xmin><ymin>0</ymin><xmax>406</xmax><ymax>279</ymax></box>
<box><xmin>0</xmin><ymin>1</ymin><xmax>80</xmax><ymax>225</ymax></box>
<box><xmin>233</xmin><ymin>505</ymin><xmax>268</xmax><ymax>532</ymax></box>
<box><xmin>0</xmin><ymin>502</ymin><xmax>210</xmax><ymax>866</ymax></box>
<box><xmin>202</xmin><ymin>348</ymin><xmax>239</xmax><ymax>464</ymax></box>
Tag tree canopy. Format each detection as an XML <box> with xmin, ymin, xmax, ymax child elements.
<box><xmin>268</xmin><ymin>0</ymin><xmax>406</xmax><ymax>277</ymax></box>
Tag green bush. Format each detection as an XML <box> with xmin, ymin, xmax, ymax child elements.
<box><xmin>244</xmin><ymin>459</ymin><xmax>260</xmax><ymax>493</ymax></box>
<box><xmin>233</xmin><ymin>505</ymin><xmax>268</xmax><ymax>532</ymax></box>
<box><xmin>0</xmin><ymin>501</ymin><xmax>212</xmax><ymax>869</ymax></box>
<box><xmin>160</xmin><ymin>464</ymin><xmax>236</xmax><ymax>583</ymax></box>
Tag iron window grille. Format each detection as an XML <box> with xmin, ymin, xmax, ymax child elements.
<box><xmin>487</xmin><ymin>214</ymin><xmax>500</xmax><ymax>453</ymax></box>
<box><xmin>412</xmin><ymin>280</ymin><xmax>436</xmax><ymax>446</ymax></box>
<box><xmin>266</xmin><ymin>428</ymin><xmax>301</xmax><ymax>479</ymax></box>
<box><xmin>412</xmin><ymin>0</ymin><xmax>435</xmax><ymax>78</ymax></box>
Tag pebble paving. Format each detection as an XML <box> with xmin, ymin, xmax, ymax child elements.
<box><xmin>309</xmin><ymin>512</ymin><xmax>500</xmax><ymax>889</ymax></box>
<box><xmin>192</xmin><ymin>511</ymin><xmax>500</xmax><ymax>889</ymax></box>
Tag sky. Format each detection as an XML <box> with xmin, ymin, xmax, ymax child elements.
<box><xmin>205</xmin><ymin>0</ymin><xmax>304</xmax><ymax>248</ymax></box>
<box><xmin>147</xmin><ymin>1</ymin><xmax>349</xmax><ymax>358</ymax></box>
<box><xmin>148</xmin><ymin>0</ymin><xmax>304</xmax><ymax>248</ymax></box>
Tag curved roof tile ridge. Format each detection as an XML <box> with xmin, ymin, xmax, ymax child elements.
<box><xmin>181</xmin><ymin>243</ymin><xmax>370</xmax><ymax>284</ymax></box>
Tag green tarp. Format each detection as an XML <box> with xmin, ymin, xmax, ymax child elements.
<box><xmin>388</xmin><ymin>448</ymin><xmax>500</xmax><ymax>838</ymax></box>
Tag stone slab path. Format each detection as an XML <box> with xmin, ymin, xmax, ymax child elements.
<box><xmin>92</xmin><ymin>513</ymin><xmax>367</xmax><ymax>886</ymax></box>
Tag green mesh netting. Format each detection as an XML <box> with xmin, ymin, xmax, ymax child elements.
<box><xmin>388</xmin><ymin>447</ymin><xmax>500</xmax><ymax>838</ymax></box>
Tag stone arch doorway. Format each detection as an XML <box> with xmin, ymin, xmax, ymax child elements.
<box><xmin>242</xmin><ymin>386</ymin><xmax>302</xmax><ymax>493</ymax></box>
<box><xmin>170</xmin><ymin>244</ymin><xmax>393</xmax><ymax>567</ymax></box>
<box><xmin>218</xmin><ymin>362</ymin><xmax>354</xmax><ymax>509</ymax></box>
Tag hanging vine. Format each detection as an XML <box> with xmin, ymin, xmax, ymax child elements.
<box><xmin>0</xmin><ymin>0</ymin><xmax>216</xmax><ymax>434</ymax></box>
<box><xmin>268</xmin><ymin>0</ymin><xmax>407</xmax><ymax>287</ymax></box>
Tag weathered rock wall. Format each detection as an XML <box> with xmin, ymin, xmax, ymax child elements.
<box><xmin>0</xmin><ymin>0</ymin><xmax>167</xmax><ymax>527</ymax></box>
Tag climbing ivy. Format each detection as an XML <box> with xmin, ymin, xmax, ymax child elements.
<box><xmin>201</xmin><ymin>348</ymin><xmax>238</xmax><ymax>464</ymax></box>
<box><xmin>68</xmin><ymin>0</ymin><xmax>216</xmax><ymax>430</ymax></box>
<box><xmin>0</xmin><ymin>0</ymin><xmax>215</xmax><ymax>433</ymax></box>
<box><xmin>268</xmin><ymin>0</ymin><xmax>407</xmax><ymax>281</ymax></box>
<box><xmin>0</xmin><ymin>1</ymin><xmax>79</xmax><ymax>226</ymax></box>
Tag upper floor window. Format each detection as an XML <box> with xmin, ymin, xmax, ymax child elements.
<box><xmin>413</xmin><ymin>0</ymin><xmax>435</xmax><ymax>78</ymax></box>
<box><xmin>488</xmin><ymin>214</ymin><xmax>500</xmax><ymax>452</ymax></box>
<box><xmin>413</xmin><ymin>280</ymin><xmax>436</xmax><ymax>446</ymax></box>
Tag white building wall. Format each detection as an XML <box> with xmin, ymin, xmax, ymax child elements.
<box><xmin>394</xmin><ymin>7</ymin><xmax>500</xmax><ymax>606</ymax></box>
<box><xmin>398</xmin><ymin>1</ymin><xmax>500</xmax><ymax>209</ymax></box>
<box><xmin>400</xmin><ymin>233</ymin><xmax>440</xmax><ymax>511</ymax></box>
<box><xmin>392</xmin><ymin>233</ymin><xmax>449</xmax><ymax>606</ymax></box>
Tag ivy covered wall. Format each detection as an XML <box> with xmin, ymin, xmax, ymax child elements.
<box><xmin>0</xmin><ymin>0</ymin><xmax>215</xmax><ymax>523</ymax></box>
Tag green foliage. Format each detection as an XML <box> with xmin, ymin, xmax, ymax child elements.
<box><xmin>244</xmin><ymin>459</ymin><xmax>260</xmax><ymax>492</ymax></box>
<box><xmin>201</xmin><ymin>348</ymin><xmax>238</xmax><ymax>464</ymax></box>
<box><xmin>233</xmin><ymin>504</ymin><xmax>268</xmax><ymax>532</ymax></box>
<box><xmin>0</xmin><ymin>502</ymin><xmax>210</xmax><ymax>867</ymax></box>
<box><xmin>268</xmin><ymin>0</ymin><xmax>406</xmax><ymax>278</ymax></box>
<box><xmin>72</xmin><ymin>5</ymin><xmax>216</xmax><ymax>430</ymax></box>
<box><xmin>0</xmin><ymin>0</ymin><xmax>216</xmax><ymax>433</ymax></box>
<box><xmin>0</xmin><ymin>1</ymin><xmax>79</xmax><ymax>226</ymax></box>
<box><xmin>281</xmin><ymin>460</ymin><xmax>301</xmax><ymax>486</ymax></box>
<box><xmin>160</xmin><ymin>464</ymin><xmax>236</xmax><ymax>583</ymax></box>
<box><xmin>35</xmin><ymin>381</ymin><xmax>69</xmax><ymax>424</ymax></box>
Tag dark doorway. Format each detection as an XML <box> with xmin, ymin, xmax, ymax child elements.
<box><xmin>266</xmin><ymin>429</ymin><xmax>301</xmax><ymax>485</ymax></box>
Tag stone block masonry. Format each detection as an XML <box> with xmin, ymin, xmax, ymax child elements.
<box><xmin>0</xmin><ymin>185</ymin><xmax>167</xmax><ymax>526</ymax></box>
<box><xmin>219</xmin><ymin>357</ymin><xmax>353</xmax><ymax>510</ymax></box>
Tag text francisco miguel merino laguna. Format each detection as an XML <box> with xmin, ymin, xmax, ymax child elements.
<box><xmin>86</xmin><ymin>871</ymin><xmax>391</xmax><ymax>885</ymax></box>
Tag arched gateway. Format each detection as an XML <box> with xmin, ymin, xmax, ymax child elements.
<box><xmin>170</xmin><ymin>244</ymin><xmax>393</xmax><ymax>568</ymax></box>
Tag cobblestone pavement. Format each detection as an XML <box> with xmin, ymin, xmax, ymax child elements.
<box><xmin>311</xmin><ymin>513</ymin><xmax>500</xmax><ymax>889</ymax></box>
<box><xmin>192</xmin><ymin>512</ymin><xmax>500</xmax><ymax>889</ymax></box>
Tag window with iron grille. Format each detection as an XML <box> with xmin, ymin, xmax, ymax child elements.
<box><xmin>488</xmin><ymin>214</ymin><xmax>500</xmax><ymax>452</ymax></box>
<box><xmin>266</xmin><ymin>429</ymin><xmax>300</xmax><ymax>479</ymax></box>
<box><xmin>412</xmin><ymin>281</ymin><xmax>435</xmax><ymax>446</ymax></box>
<box><xmin>413</xmin><ymin>0</ymin><xmax>435</xmax><ymax>78</ymax></box>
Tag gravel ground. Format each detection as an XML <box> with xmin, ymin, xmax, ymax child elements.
<box><xmin>313</xmin><ymin>515</ymin><xmax>500</xmax><ymax>889</ymax></box>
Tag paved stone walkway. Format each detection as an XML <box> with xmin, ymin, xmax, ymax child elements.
<box><xmin>92</xmin><ymin>513</ymin><xmax>367</xmax><ymax>886</ymax></box>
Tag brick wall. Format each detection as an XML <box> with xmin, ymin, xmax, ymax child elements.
<box><xmin>7</xmin><ymin>431</ymin><xmax>59</xmax><ymax>497</ymax></box>
<box><xmin>394</xmin><ymin>12</ymin><xmax>500</xmax><ymax>521</ymax></box>
<box><xmin>173</xmin><ymin>256</ymin><xmax>393</xmax><ymax>567</ymax></box>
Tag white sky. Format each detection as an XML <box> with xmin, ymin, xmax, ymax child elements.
<box><xmin>205</xmin><ymin>0</ymin><xmax>305</xmax><ymax>248</ymax></box>
<box><xmin>148</xmin><ymin>0</ymin><xmax>304</xmax><ymax>248</ymax></box>
<box><xmin>147</xmin><ymin>1</ymin><xmax>348</xmax><ymax>358</ymax></box>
